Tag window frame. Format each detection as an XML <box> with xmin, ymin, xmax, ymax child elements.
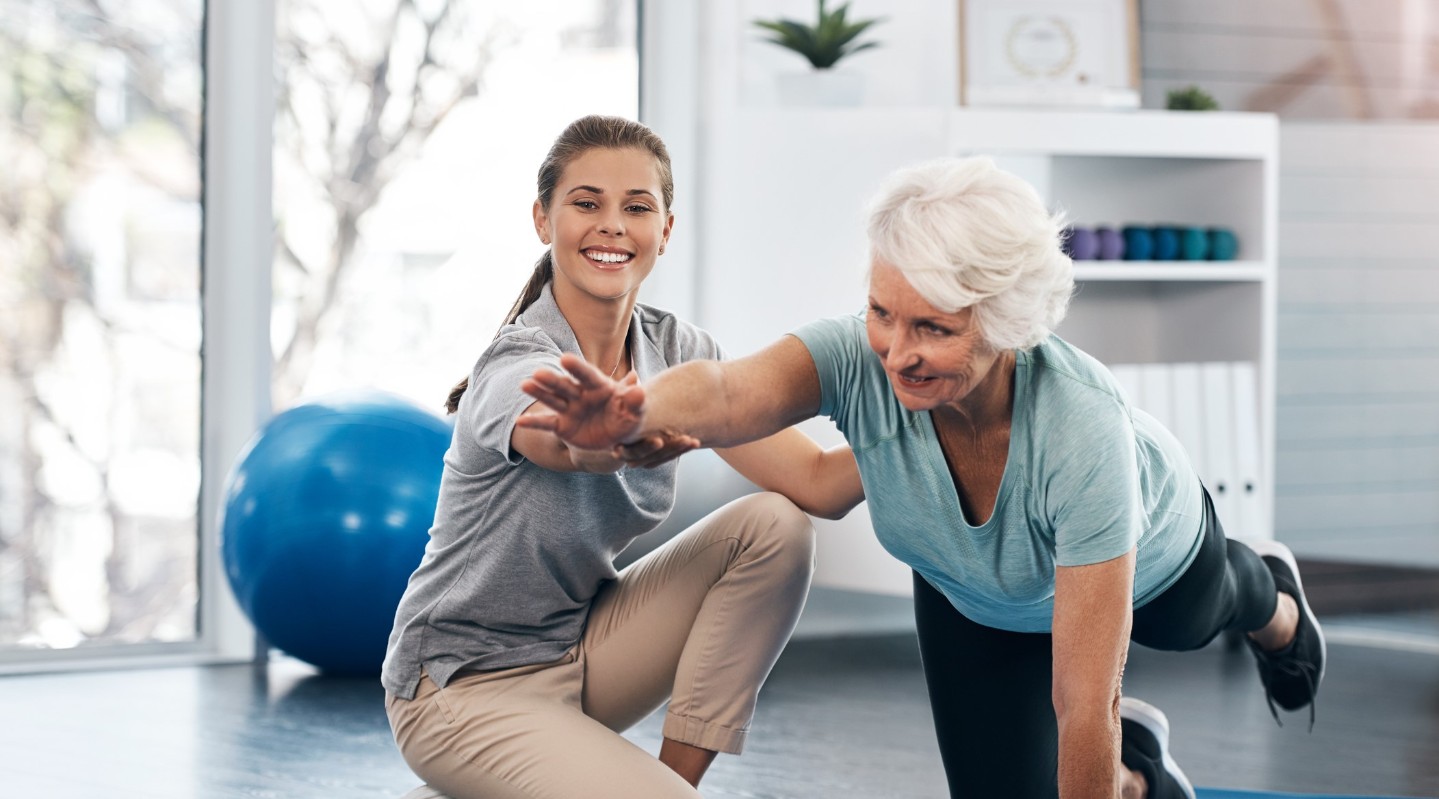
<box><xmin>0</xmin><ymin>0</ymin><xmax>267</xmax><ymax>674</ymax></box>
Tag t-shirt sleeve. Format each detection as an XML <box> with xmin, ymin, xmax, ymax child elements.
<box><xmin>678</xmin><ymin>322</ymin><xmax>727</xmax><ymax>363</ymax></box>
<box><xmin>790</xmin><ymin>313</ymin><xmax>867</xmax><ymax>426</ymax></box>
<box><xmin>1042</xmin><ymin>389</ymin><xmax>1146</xmax><ymax>567</ymax></box>
<box><xmin>461</xmin><ymin>330</ymin><xmax>564</xmax><ymax>465</ymax></box>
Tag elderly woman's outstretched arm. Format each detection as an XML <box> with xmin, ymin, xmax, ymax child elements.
<box><xmin>520</xmin><ymin>334</ymin><xmax>824</xmax><ymax>451</ymax></box>
<box><xmin>520</xmin><ymin>335</ymin><xmax>863</xmax><ymax>519</ymax></box>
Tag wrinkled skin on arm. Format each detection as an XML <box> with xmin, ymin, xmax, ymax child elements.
<box><xmin>520</xmin><ymin>335</ymin><xmax>865</xmax><ymax>518</ymax></box>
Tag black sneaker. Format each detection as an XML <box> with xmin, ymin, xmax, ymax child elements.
<box><xmin>1245</xmin><ymin>539</ymin><xmax>1326</xmax><ymax>729</ymax></box>
<box><xmin>1119</xmin><ymin>697</ymin><xmax>1195</xmax><ymax>799</ymax></box>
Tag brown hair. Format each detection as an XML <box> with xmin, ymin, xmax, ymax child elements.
<box><xmin>444</xmin><ymin>115</ymin><xmax>675</xmax><ymax>414</ymax></box>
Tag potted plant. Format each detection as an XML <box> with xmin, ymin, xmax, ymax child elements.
<box><xmin>752</xmin><ymin>0</ymin><xmax>885</xmax><ymax>105</ymax></box>
<box><xmin>1166</xmin><ymin>85</ymin><xmax>1220</xmax><ymax>111</ymax></box>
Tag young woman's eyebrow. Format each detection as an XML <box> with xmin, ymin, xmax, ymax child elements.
<box><xmin>563</xmin><ymin>185</ymin><xmax>656</xmax><ymax>199</ymax></box>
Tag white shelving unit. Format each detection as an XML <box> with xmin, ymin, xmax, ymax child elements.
<box><xmin>643</xmin><ymin>3</ymin><xmax>1278</xmax><ymax>596</ymax></box>
<box><xmin>948</xmin><ymin>109</ymin><xmax>1279</xmax><ymax>556</ymax></box>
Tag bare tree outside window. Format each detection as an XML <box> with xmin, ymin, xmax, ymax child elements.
<box><xmin>273</xmin><ymin>1</ymin><xmax>639</xmax><ymax>410</ymax></box>
<box><xmin>0</xmin><ymin>0</ymin><xmax>204</xmax><ymax>650</ymax></box>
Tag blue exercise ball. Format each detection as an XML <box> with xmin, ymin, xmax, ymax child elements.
<box><xmin>220</xmin><ymin>391</ymin><xmax>452</xmax><ymax>675</ymax></box>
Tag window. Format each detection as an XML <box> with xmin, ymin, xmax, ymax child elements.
<box><xmin>0</xmin><ymin>0</ymin><xmax>205</xmax><ymax>653</ymax></box>
<box><xmin>1</xmin><ymin>0</ymin><xmax>641</xmax><ymax>665</ymax></box>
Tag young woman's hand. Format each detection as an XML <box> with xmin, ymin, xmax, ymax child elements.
<box><xmin>617</xmin><ymin>429</ymin><xmax>702</xmax><ymax>469</ymax></box>
<box><xmin>519</xmin><ymin>355</ymin><xmax>648</xmax><ymax>450</ymax></box>
<box><xmin>562</xmin><ymin>429</ymin><xmax>699</xmax><ymax>473</ymax></box>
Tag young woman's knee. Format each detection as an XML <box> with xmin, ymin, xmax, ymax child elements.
<box><xmin>734</xmin><ymin>491</ymin><xmax>816</xmax><ymax>555</ymax></box>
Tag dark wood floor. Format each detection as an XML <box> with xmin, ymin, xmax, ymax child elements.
<box><xmin>1</xmin><ymin>622</ymin><xmax>1436</xmax><ymax>798</ymax></box>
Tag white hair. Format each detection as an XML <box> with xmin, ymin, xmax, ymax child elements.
<box><xmin>864</xmin><ymin>157</ymin><xmax>1074</xmax><ymax>351</ymax></box>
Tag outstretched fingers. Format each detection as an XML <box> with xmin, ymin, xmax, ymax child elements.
<box><xmin>558</xmin><ymin>352</ymin><xmax>612</xmax><ymax>389</ymax></box>
<box><xmin>517</xmin><ymin>357</ymin><xmax>650</xmax><ymax>450</ymax></box>
<box><xmin>514</xmin><ymin>411</ymin><xmax>558</xmax><ymax>432</ymax></box>
<box><xmin>523</xmin><ymin>368</ymin><xmax>582</xmax><ymax>409</ymax></box>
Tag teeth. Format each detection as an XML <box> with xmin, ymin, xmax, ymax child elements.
<box><xmin>587</xmin><ymin>251</ymin><xmax>630</xmax><ymax>264</ymax></box>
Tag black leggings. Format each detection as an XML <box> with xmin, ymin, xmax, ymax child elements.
<box><xmin>914</xmin><ymin>488</ymin><xmax>1277</xmax><ymax>799</ymax></box>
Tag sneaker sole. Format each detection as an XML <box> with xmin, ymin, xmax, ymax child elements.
<box><xmin>1247</xmin><ymin>539</ymin><xmax>1328</xmax><ymax>694</ymax></box>
<box><xmin>1120</xmin><ymin>697</ymin><xmax>1196</xmax><ymax>799</ymax></box>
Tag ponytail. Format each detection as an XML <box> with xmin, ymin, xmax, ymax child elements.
<box><xmin>444</xmin><ymin>253</ymin><xmax>554</xmax><ymax>414</ymax></box>
<box><xmin>498</xmin><ymin>252</ymin><xmax>555</xmax><ymax>338</ymax></box>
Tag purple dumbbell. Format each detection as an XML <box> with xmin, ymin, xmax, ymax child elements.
<box><xmin>1065</xmin><ymin>227</ymin><xmax>1100</xmax><ymax>260</ymax></box>
<box><xmin>1096</xmin><ymin>226</ymin><xmax>1125</xmax><ymax>261</ymax></box>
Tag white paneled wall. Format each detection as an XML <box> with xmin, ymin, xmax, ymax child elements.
<box><xmin>1141</xmin><ymin>0</ymin><xmax>1439</xmax><ymax>119</ymax></box>
<box><xmin>1272</xmin><ymin>124</ymin><xmax>1439</xmax><ymax>564</ymax></box>
<box><xmin>1139</xmin><ymin>0</ymin><xmax>1439</xmax><ymax>565</ymax></box>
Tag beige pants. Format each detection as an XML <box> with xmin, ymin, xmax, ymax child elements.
<box><xmin>385</xmin><ymin>492</ymin><xmax>817</xmax><ymax>799</ymax></box>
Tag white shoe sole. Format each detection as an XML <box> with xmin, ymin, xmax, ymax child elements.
<box><xmin>1120</xmin><ymin>696</ymin><xmax>1196</xmax><ymax>799</ymax></box>
<box><xmin>1247</xmin><ymin>538</ymin><xmax>1328</xmax><ymax>690</ymax></box>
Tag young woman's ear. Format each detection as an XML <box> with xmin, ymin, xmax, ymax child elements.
<box><xmin>659</xmin><ymin>212</ymin><xmax>674</xmax><ymax>255</ymax></box>
<box><xmin>533</xmin><ymin>199</ymin><xmax>551</xmax><ymax>245</ymax></box>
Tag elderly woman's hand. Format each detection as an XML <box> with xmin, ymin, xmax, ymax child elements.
<box><xmin>520</xmin><ymin>354</ymin><xmax>648</xmax><ymax>451</ymax></box>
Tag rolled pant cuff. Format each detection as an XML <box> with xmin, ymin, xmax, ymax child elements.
<box><xmin>662</xmin><ymin>711</ymin><xmax>747</xmax><ymax>755</ymax></box>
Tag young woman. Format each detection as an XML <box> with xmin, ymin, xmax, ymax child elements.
<box><xmin>380</xmin><ymin>115</ymin><xmax>864</xmax><ymax>799</ymax></box>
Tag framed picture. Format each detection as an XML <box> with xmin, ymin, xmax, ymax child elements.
<box><xmin>958</xmin><ymin>0</ymin><xmax>1140</xmax><ymax>109</ymax></box>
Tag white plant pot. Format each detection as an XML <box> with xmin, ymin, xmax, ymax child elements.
<box><xmin>776</xmin><ymin>69</ymin><xmax>866</xmax><ymax>107</ymax></box>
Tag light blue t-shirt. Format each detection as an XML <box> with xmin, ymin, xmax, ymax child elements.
<box><xmin>793</xmin><ymin>314</ymin><xmax>1204</xmax><ymax>633</ymax></box>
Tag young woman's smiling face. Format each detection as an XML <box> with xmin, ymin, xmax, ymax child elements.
<box><xmin>533</xmin><ymin>146</ymin><xmax>673</xmax><ymax>303</ymax></box>
<box><xmin>865</xmin><ymin>260</ymin><xmax>1005</xmax><ymax>413</ymax></box>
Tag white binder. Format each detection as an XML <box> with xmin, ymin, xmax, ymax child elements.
<box><xmin>1229</xmin><ymin>361</ymin><xmax>1266</xmax><ymax>541</ymax></box>
<box><xmin>1138</xmin><ymin>363</ymin><xmax>1175</xmax><ymax>432</ymax></box>
<box><xmin>1168</xmin><ymin>363</ymin><xmax>1208</xmax><ymax>484</ymax></box>
<box><xmin>1199</xmin><ymin>361</ymin><xmax>1240</xmax><ymax>536</ymax></box>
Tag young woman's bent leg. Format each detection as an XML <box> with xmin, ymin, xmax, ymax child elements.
<box><xmin>386</xmin><ymin>659</ymin><xmax>701</xmax><ymax>799</ymax></box>
<box><xmin>384</xmin><ymin>492</ymin><xmax>814</xmax><ymax>798</ymax></box>
<box><xmin>581</xmin><ymin>492</ymin><xmax>816</xmax><ymax>769</ymax></box>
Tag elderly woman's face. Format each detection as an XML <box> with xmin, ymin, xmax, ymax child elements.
<box><xmin>865</xmin><ymin>260</ymin><xmax>1004</xmax><ymax>413</ymax></box>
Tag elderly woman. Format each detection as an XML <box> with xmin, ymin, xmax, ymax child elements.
<box><xmin>519</xmin><ymin>157</ymin><xmax>1324</xmax><ymax>799</ymax></box>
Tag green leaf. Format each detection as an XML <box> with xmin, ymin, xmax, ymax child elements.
<box><xmin>751</xmin><ymin>0</ymin><xmax>885</xmax><ymax>69</ymax></box>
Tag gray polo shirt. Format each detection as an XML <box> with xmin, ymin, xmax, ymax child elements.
<box><xmin>381</xmin><ymin>283</ymin><xmax>723</xmax><ymax>700</ymax></box>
